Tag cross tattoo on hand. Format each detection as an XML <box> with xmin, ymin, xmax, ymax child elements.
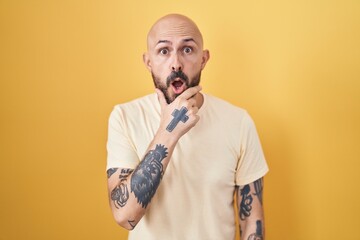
<box><xmin>166</xmin><ymin>107</ymin><xmax>189</xmax><ymax>132</ymax></box>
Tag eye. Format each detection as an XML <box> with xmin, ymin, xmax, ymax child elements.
<box><xmin>159</xmin><ymin>48</ymin><xmax>169</xmax><ymax>55</ymax></box>
<box><xmin>183</xmin><ymin>47</ymin><xmax>192</xmax><ymax>54</ymax></box>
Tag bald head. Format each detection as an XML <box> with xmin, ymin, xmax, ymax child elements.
<box><xmin>143</xmin><ymin>14</ymin><xmax>210</xmax><ymax>104</ymax></box>
<box><xmin>147</xmin><ymin>14</ymin><xmax>204</xmax><ymax>51</ymax></box>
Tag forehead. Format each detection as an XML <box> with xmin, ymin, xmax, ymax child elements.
<box><xmin>147</xmin><ymin>16</ymin><xmax>203</xmax><ymax>49</ymax></box>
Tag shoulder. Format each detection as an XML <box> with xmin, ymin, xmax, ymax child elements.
<box><xmin>203</xmin><ymin>93</ymin><xmax>249</xmax><ymax>119</ymax></box>
<box><xmin>114</xmin><ymin>94</ymin><xmax>157</xmax><ymax>111</ymax></box>
<box><xmin>108</xmin><ymin>94</ymin><xmax>159</xmax><ymax>128</ymax></box>
<box><xmin>111</xmin><ymin>94</ymin><xmax>159</xmax><ymax>117</ymax></box>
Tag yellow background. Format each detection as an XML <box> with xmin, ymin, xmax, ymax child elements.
<box><xmin>1</xmin><ymin>0</ymin><xmax>359</xmax><ymax>239</ymax></box>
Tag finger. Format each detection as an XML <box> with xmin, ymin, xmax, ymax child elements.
<box><xmin>187</xmin><ymin>98</ymin><xmax>197</xmax><ymax>108</ymax></box>
<box><xmin>193</xmin><ymin>115</ymin><xmax>200</xmax><ymax>125</ymax></box>
<box><xmin>187</xmin><ymin>106</ymin><xmax>199</xmax><ymax>115</ymax></box>
<box><xmin>179</xmin><ymin>85</ymin><xmax>202</xmax><ymax>100</ymax></box>
<box><xmin>155</xmin><ymin>88</ymin><xmax>167</xmax><ymax>109</ymax></box>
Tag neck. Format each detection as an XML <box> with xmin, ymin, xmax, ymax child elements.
<box><xmin>195</xmin><ymin>92</ymin><xmax>204</xmax><ymax>109</ymax></box>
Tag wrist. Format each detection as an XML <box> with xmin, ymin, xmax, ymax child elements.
<box><xmin>154</xmin><ymin>129</ymin><xmax>179</xmax><ymax>147</ymax></box>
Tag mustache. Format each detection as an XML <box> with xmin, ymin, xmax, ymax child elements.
<box><xmin>166</xmin><ymin>71</ymin><xmax>189</xmax><ymax>87</ymax></box>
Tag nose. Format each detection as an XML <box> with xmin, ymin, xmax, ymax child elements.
<box><xmin>171</xmin><ymin>54</ymin><xmax>183</xmax><ymax>72</ymax></box>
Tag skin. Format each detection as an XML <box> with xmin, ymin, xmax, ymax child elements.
<box><xmin>107</xmin><ymin>14</ymin><xmax>265</xmax><ymax>238</ymax></box>
<box><xmin>237</xmin><ymin>179</ymin><xmax>265</xmax><ymax>239</ymax></box>
<box><xmin>143</xmin><ymin>14</ymin><xmax>210</xmax><ymax>106</ymax></box>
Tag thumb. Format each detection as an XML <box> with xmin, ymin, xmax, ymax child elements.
<box><xmin>155</xmin><ymin>88</ymin><xmax>167</xmax><ymax>109</ymax></box>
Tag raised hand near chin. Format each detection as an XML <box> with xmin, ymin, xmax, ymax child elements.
<box><xmin>155</xmin><ymin>86</ymin><xmax>202</xmax><ymax>141</ymax></box>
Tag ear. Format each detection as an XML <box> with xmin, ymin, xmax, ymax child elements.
<box><xmin>200</xmin><ymin>50</ymin><xmax>210</xmax><ymax>70</ymax></box>
<box><xmin>143</xmin><ymin>52</ymin><xmax>152</xmax><ymax>72</ymax></box>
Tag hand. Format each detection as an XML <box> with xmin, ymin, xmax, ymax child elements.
<box><xmin>156</xmin><ymin>86</ymin><xmax>202</xmax><ymax>141</ymax></box>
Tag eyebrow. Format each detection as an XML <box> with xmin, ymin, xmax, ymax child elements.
<box><xmin>157</xmin><ymin>40</ymin><xmax>171</xmax><ymax>45</ymax></box>
<box><xmin>156</xmin><ymin>38</ymin><xmax>196</xmax><ymax>46</ymax></box>
<box><xmin>183</xmin><ymin>38</ymin><xmax>195</xmax><ymax>43</ymax></box>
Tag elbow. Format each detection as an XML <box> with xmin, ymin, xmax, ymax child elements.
<box><xmin>118</xmin><ymin>221</ymin><xmax>136</xmax><ymax>231</ymax></box>
<box><xmin>113</xmin><ymin>213</ymin><xmax>137</xmax><ymax>231</ymax></box>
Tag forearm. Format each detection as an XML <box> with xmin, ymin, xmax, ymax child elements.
<box><xmin>237</xmin><ymin>178</ymin><xmax>265</xmax><ymax>239</ymax></box>
<box><xmin>107</xmin><ymin>130</ymin><xmax>179</xmax><ymax>230</ymax></box>
<box><xmin>240</xmin><ymin>214</ymin><xmax>265</xmax><ymax>240</ymax></box>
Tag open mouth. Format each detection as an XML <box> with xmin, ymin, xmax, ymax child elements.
<box><xmin>171</xmin><ymin>78</ymin><xmax>186</xmax><ymax>94</ymax></box>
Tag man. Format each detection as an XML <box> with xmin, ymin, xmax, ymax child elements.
<box><xmin>106</xmin><ymin>14</ymin><xmax>269</xmax><ymax>240</ymax></box>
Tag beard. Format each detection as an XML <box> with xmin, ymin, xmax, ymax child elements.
<box><xmin>151</xmin><ymin>70</ymin><xmax>202</xmax><ymax>104</ymax></box>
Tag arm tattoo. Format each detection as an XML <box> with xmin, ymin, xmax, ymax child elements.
<box><xmin>107</xmin><ymin>168</ymin><xmax>118</xmax><ymax>178</ymax></box>
<box><xmin>247</xmin><ymin>220</ymin><xmax>263</xmax><ymax>240</ymax></box>
<box><xmin>111</xmin><ymin>169</ymin><xmax>133</xmax><ymax>208</ymax></box>
<box><xmin>166</xmin><ymin>107</ymin><xmax>189</xmax><ymax>132</ymax></box>
<box><xmin>253</xmin><ymin>178</ymin><xmax>263</xmax><ymax>205</ymax></box>
<box><xmin>131</xmin><ymin>144</ymin><xmax>168</xmax><ymax>208</ymax></box>
<box><xmin>128</xmin><ymin>219</ymin><xmax>136</xmax><ymax>230</ymax></box>
<box><xmin>239</xmin><ymin>184</ymin><xmax>253</xmax><ymax>220</ymax></box>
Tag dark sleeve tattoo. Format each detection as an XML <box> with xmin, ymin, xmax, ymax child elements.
<box><xmin>239</xmin><ymin>184</ymin><xmax>253</xmax><ymax>220</ymax></box>
<box><xmin>247</xmin><ymin>220</ymin><xmax>263</xmax><ymax>240</ymax></box>
<box><xmin>253</xmin><ymin>178</ymin><xmax>264</xmax><ymax>205</ymax></box>
<box><xmin>110</xmin><ymin>169</ymin><xmax>133</xmax><ymax>208</ymax></box>
<box><xmin>107</xmin><ymin>168</ymin><xmax>118</xmax><ymax>178</ymax></box>
<box><xmin>166</xmin><ymin>107</ymin><xmax>189</xmax><ymax>132</ymax></box>
<box><xmin>131</xmin><ymin>144</ymin><xmax>168</xmax><ymax>208</ymax></box>
<box><xmin>239</xmin><ymin>178</ymin><xmax>264</xmax><ymax>221</ymax></box>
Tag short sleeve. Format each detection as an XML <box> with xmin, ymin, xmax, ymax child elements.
<box><xmin>106</xmin><ymin>106</ymin><xmax>140</xmax><ymax>170</ymax></box>
<box><xmin>235</xmin><ymin>113</ymin><xmax>269</xmax><ymax>186</ymax></box>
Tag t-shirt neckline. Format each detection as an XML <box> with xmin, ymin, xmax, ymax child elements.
<box><xmin>152</xmin><ymin>92</ymin><xmax>208</xmax><ymax>115</ymax></box>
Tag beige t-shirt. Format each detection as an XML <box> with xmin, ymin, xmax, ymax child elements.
<box><xmin>107</xmin><ymin>93</ymin><xmax>269</xmax><ymax>240</ymax></box>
